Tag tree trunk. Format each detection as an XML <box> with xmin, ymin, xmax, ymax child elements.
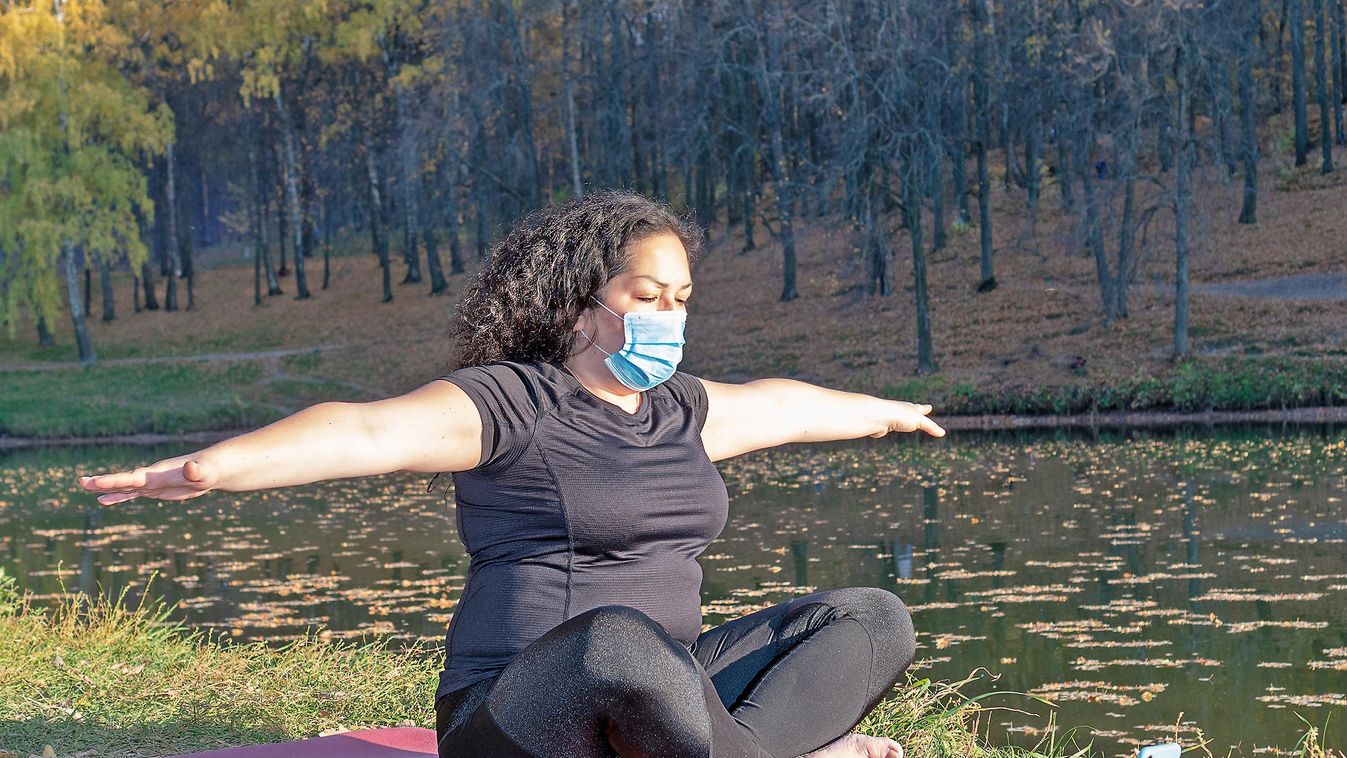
<box><xmin>36</xmin><ymin>312</ymin><xmax>55</xmax><ymax>346</ymax></box>
<box><xmin>275</xmin><ymin>88</ymin><xmax>311</xmax><ymax>299</ymax></box>
<box><xmin>251</xmin><ymin>122</ymin><xmax>282</xmax><ymax>297</ymax></box>
<box><xmin>1316</xmin><ymin>0</ymin><xmax>1336</xmax><ymax>172</ymax></box>
<box><xmin>1274</xmin><ymin>0</ymin><xmax>1290</xmax><ymax>113</ymax></box>
<box><xmin>140</xmin><ymin>260</ymin><xmax>159</xmax><ymax>309</ymax></box>
<box><xmin>365</xmin><ymin>136</ymin><xmax>393</xmax><ymax>303</ymax></box>
<box><xmin>563</xmin><ymin>0</ymin><xmax>583</xmax><ymax>198</ymax></box>
<box><xmin>759</xmin><ymin>21</ymin><xmax>797</xmax><ymax>302</ymax></box>
<box><xmin>865</xmin><ymin>193</ymin><xmax>889</xmax><ymax>296</ymax></box>
<box><xmin>445</xmin><ymin>174</ymin><xmax>465</xmax><ymax>275</ymax></box>
<box><xmin>275</xmin><ymin>174</ymin><xmax>289</xmax><ymax>277</ymax></box>
<box><xmin>82</xmin><ymin>260</ymin><xmax>91</xmax><ymax>319</ymax></box>
<box><xmin>1293</xmin><ymin>0</ymin><xmax>1310</xmax><ymax>165</ymax></box>
<box><xmin>254</xmin><ymin>227</ymin><xmax>262</xmax><ymax>306</ymax></box>
<box><xmin>1240</xmin><ymin>1</ymin><xmax>1261</xmax><ymax>224</ymax></box>
<box><xmin>905</xmin><ymin>159</ymin><xmax>937</xmax><ymax>375</ymax></box>
<box><xmin>500</xmin><ymin>0</ymin><xmax>542</xmax><ymax>208</ymax></box>
<box><xmin>322</xmin><ymin>193</ymin><xmax>332</xmax><ymax>290</ymax></box>
<box><xmin>1056</xmin><ymin>137</ymin><xmax>1073</xmax><ymax>211</ymax></box>
<box><xmin>953</xmin><ymin>72</ymin><xmax>972</xmax><ymax>223</ymax></box>
<box><xmin>63</xmin><ymin>242</ymin><xmax>96</xmax><ymax>366</ymax></box>
<box><xmin>1079</xmin><ymin>133</ymin><xmax>1115</xmax><ymax>324</ymax></box>
<box><xmin>300</xmin><ymin>150</ymin><xmax>318</xmax><ymax>261</ymax></box>
<box><xmin>1333</xmin><ymin>0</ymin><xmax>1346</xmax><ymax>145</ymax></box>
<box><xmin>931</xmin><ymin>152</ymin><xmax>946</xmax><ymax>252</ymax></box>
<box><xmin>394</xmin><ymin>86</ymin><xmax>424</xmax><ymax>285</ymax></box>
<box><xmin>163</xmin><ymin>143</ymin><xmax>181</xmax><ymax>311</ymax></box>
<box><xmin>1114</xmin><ymin>129</ymin><xmax>1139</xmax><ymax>320</ymax></box>
<box><xmin>1025</xmin><ymin>109</ymin><xmax>1041</xmax><ymax>238</ymax></box>
<box><xmin>741</xmin><ymin>191</ymin><xmax>756</xmax><ymax>251</ymax></box>
<box><xmin>971</xmin><ymin>0</ymin><xmax>996</xmax><ymax>292</ymax></box>
<box><xmin>474</xmin><ymin>178</ymin><xmax>490</xmax><ymax>262</ymax></box>
<box><xmin>1335</xmin><ymin>0</ymin><xmax>1347</xmax><ymax>144</ymax></box>
<box><xmin>180</xmin><ymin>225</ymin><xmax>195</xmax><ymax>311</ymax></box>
<box><xmin>424</xmin><ymin>225</ymin><xmax>448</xmax><ymax>294</ymax></box>
<box><xmin>98</xmin><ymin>255</ymin><xmax>115</xmax><ymax>322</ymax></box>
<box><xmin>1215</xmin><ymin>66</ymin><xmax>1239</xmax><ymax>176</ymax></box>
<box><xmin>1174</xmin><ymin>42</ymin><xmax>1193</xmax><ymax>359</ymax></box>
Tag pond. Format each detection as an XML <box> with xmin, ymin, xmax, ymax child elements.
<box><xmin>2</xmin><ymin>425</ymin><xmax>1345</xmax><ymax>756</ymax></box>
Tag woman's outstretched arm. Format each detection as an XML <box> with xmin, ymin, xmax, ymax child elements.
<box><xmin>696</xmin><ymin>377</ymin><xmax>944</xmax><ymax>462</ymax></box>
<box><xmin>77</xmin><ymin>380</ymin><xmax>484</xmax><ymax>506</ymax></box>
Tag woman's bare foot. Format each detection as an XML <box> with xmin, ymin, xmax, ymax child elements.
<box><xmin>803</xmin><ymin>733</ymin><xmax>904</xmax><ymax>758</ymax></box>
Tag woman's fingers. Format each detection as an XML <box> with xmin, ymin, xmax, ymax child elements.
<box><xmin>920</xmin><ymin>416</ymin><xmax>945</xmax><ymax>437</ymax></box>
<box><xmin>78</xmin><ymin>457</ymin><xmax>215</xmax><ymax>506</ymax></box>
<box><xmin>96</xmin><ymin>491</ymin><xmax>140</xmax><ymax>506</ymax></box>
<box><xmin>80</xmin><ymin>470</ymin><xmax>148</xmax><ymax>491</ymax></box>
<box><xmin>93</xmin><ymin>484</ymin><xmax>209</xmax><ymax>507</ymax></box>
<box><xmin>884</xmin><ymin>402</ymin><xmax>945</xmax><ymax>437</ymax></box>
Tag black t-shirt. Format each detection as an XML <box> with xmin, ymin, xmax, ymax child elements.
<box><xmin>433</xmin><ymin>360</ymin><xmax>729</xmax><ymax>701</ymax></box>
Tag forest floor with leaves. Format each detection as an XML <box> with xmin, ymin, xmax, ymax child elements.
<box><xmin>1</xmin><ymin>149</ymin><xmax>1345</xmax><ymax>439</ymax></box>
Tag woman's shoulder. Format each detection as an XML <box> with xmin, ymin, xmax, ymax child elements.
<box><xmin>660</xmin><ymin>371</ymin><xmax>708</xmax><ymax>413</ymax></box>
<box><xmin>440</xmin><ymin>359</ymin><xmax>561</xmax><ymax>382</ymax></box>
<box><xmin>438</xmin><ymin>360</ymin><xmax>569</xmax><ymax>413</ymax></box>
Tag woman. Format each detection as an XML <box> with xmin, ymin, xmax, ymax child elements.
<box><xmin>79</xmin><ymin>190</ymin><xmax>945</xmax><ymax>758</ymax></box>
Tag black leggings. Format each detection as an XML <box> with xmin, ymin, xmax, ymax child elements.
<box><xmin>434</xmin><ymin>587</ymin><xmax>917</xmax><ymax>758</ymax></box>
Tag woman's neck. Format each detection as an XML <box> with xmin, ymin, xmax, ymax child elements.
<box><xmin>561</xmin><ymin>355</ymin><xmax>642</xmax><ymax>413</ymax></box>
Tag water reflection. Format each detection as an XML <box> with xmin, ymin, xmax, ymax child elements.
<box><xmin>2</xmin><ymin>426</ymin><xmax>1345</xmax><ymax>754</ymax></box>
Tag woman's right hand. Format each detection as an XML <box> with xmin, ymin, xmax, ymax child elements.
<box><xmin>78</xmin><ymin>454</ymin><xmax>220</xmax><ymax>506</ymax></box>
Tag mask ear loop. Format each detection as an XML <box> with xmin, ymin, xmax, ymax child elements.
<box><xmin>591</xmin><ymin>297</ymin><xmax>624</xmax><ymax>321</ymax></box>
<box><xmin>576</xmin><ymin>297</ymin><xmax>616</xmax><ymax>358</ymax></box>
<box><xmin>579</xmin><ymin>295</ymin><xmax>627</xmax><ymax>358</ymax></box>
<box><xmin>578</xmin><ymin>327</ymin><xmax>613</xmax><ymax>357</ymax></box>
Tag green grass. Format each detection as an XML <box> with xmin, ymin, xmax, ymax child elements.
<box><xmin>4</xmin><ymin>353</ymin><xmax>1345</xmax><ymax>439</ymax></box>
<box><xmin>0</xmin><ymin>570</ymin><xmax>1139</xmax><ymax>758</ymax></box>
<box><xmin>881</xmin><ymin>357</ymin><xmax>1347</xmax><ymax>416</ymax></box>
<box><xmin>0</xmin><ymin>362</ymin><xmax>285</xmax><ymax>438</ymax></box>
<box><xmin>0</xmin><ymin>568</ymin><xmax>438</xmax><ymax>756</ymax></box>
<box><xmin>2</xmin><ymin>567</ymin><xmax>1341</xmax><ymax>756</ymax></box>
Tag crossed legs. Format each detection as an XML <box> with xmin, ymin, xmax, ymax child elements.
<box><xmin>435</xmin><ymin>587</ymin><xmax>916</xmax><ymax>758</ymax></box>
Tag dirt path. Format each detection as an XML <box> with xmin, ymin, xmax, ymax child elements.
<box><xmin>1009</xmin><ymin>272</ymin><xmax>1347</xmax><ymax>300</ymax></box>
<box><xmin>1194</xmin><ymin>272</ymin><xmax>1347</xmax><ymax>300</ymax></box>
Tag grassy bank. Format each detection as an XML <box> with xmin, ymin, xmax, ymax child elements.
<box><xmin>0</xmin><ymin>570</ymin><xmax>435</xmax><ymax>756</ymax></box>
<box><xmin>2</xmin><ymin>344</ymin><xmax>1344</xmax><ymax>440</ymax></box>
<box><xmin>881</xmin><ymin>357</ymin><xmax>1347</xmax><ymax>417</ymax></box>
<box><xmin>0</xmin><ymin>570</ymin><xmax>1246</xmax><ymax>758</ymax></box>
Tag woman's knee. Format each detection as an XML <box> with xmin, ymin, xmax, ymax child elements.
<box><xmin>570</xmin><ymin>606</ymin><xmax>702</xmax><ymax>695</ymax></box>
<box><xmin>808</xmin><ymin>587</ymin><xmax>917</xmax><ymax>679</ymax></box>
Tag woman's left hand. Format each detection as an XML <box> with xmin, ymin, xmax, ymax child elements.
<box><xmin>869</xmin><ymin>401</ymin><xmax>945</xmax><ymax>438</ymax></box>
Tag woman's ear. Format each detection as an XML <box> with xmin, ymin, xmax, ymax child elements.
<box><xmin>572</xmin><ymin>304</ymin><xmax>591</xmax><ymax>333</ymax></box>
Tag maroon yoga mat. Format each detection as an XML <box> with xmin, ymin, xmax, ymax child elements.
<box><xmin>171</xmin><ymin>727</ymin><xmax>437</xmax><ymax>757</ymax></box>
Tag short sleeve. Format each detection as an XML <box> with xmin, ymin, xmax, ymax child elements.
<box><xmin>664</xmin><ymin>372</ymin><xmax>709</xmax><ymax>432</ymax></box>
<box><xmin>436</xmin><ymin>363</ymin><xmax>540</xmax><ymax>474</ymax></box>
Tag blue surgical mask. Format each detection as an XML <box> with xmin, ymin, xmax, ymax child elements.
<box><xmin>580</xmin><ymin>298</ymin><xmax>687</xmax><ymax>391</ymax></box>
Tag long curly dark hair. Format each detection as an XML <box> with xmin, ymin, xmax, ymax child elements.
<box><xmin>450</xmin><ymin>190</ymin><xmax>704</xmax><ymax>368</ymax></box>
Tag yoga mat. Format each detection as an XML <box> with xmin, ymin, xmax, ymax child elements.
<box><xmin>171</xmin><ymin>727</ymin><xmax>437</xmax><ymax>757</ymax></box>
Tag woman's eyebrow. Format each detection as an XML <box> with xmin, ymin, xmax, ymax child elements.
<box><xmin>633</xmin><ymin>274</ymin><xmax>693</xmax><ymax>290</ymax></box>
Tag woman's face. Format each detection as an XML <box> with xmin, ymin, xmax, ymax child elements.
<box><xmin>576</xmin><ymin>232</ymin><xmax>692</xmax><ymax>356</ymax></box>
